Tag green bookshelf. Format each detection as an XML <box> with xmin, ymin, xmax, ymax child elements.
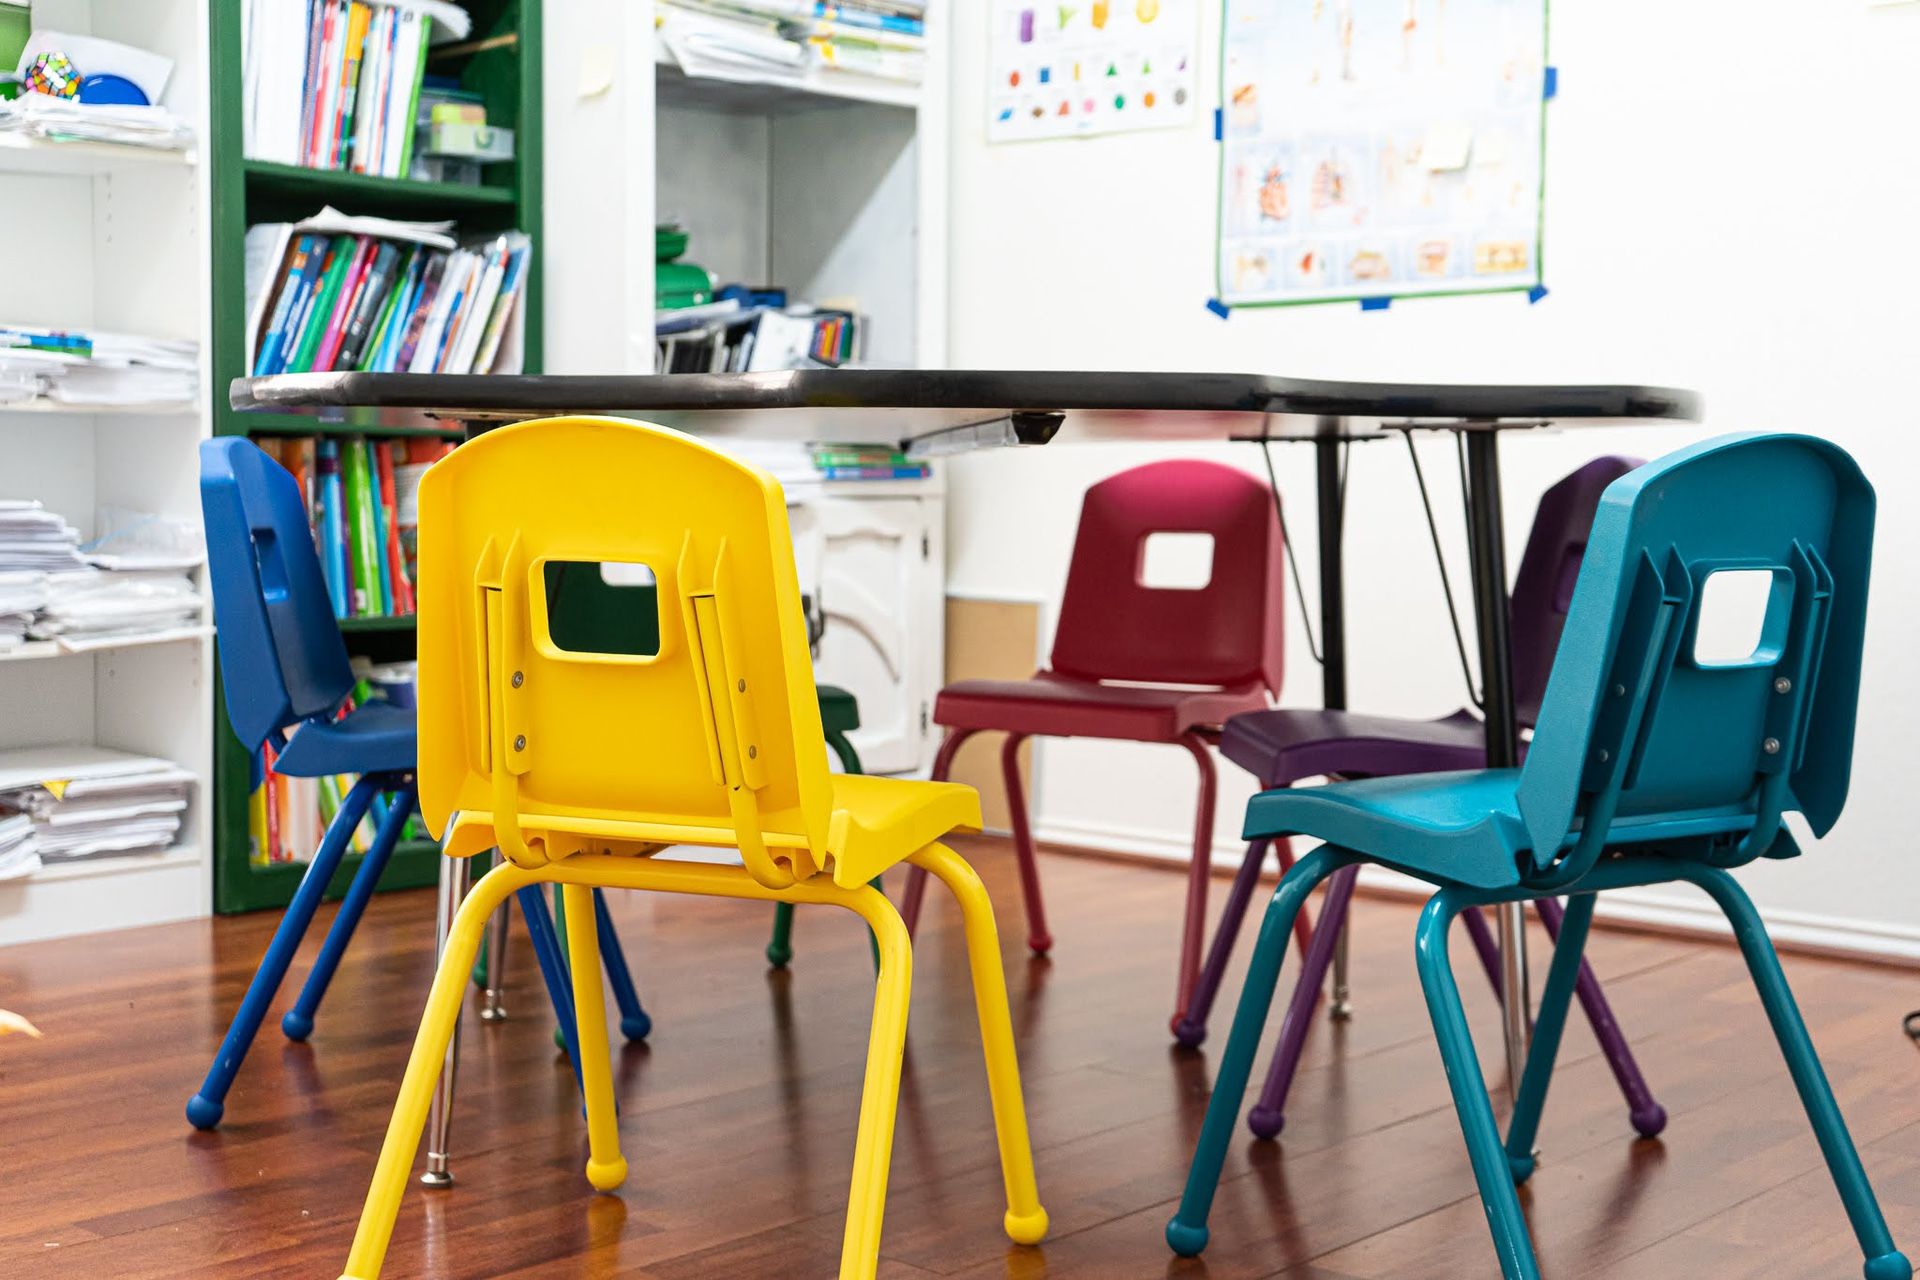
<box><xmin>207</xmin><ymin>0</ymin><xmax>543</xmax><ymax>914</ymax></box>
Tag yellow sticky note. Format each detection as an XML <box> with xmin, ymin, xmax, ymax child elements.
<box><xmin>578</xmin><ymin>44</ymin><xmax>616</xmax><ymax>99</ymax></box>
<box><xmin>1423</xmin><ymin>122</ymin><xmax>1474</xmax><ymax>172</ymax></box>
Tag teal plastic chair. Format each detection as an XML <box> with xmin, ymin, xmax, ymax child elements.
<box><xmin>1167</xmin><ymin>433</ymin><xmax>1910</xmax><ymax>1280</ymax></box>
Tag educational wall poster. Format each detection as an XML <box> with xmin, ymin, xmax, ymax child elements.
<box><xmin>988</xmin><ymin>1</ymin><xmax>1201</xmax><ymax>143</ymax></box>
<box><xmin>1217</xmin><ymin>0</ymin><xmax>1547</xmax><ymax>307</ymax></box>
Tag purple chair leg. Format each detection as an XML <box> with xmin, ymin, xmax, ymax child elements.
<box><xmin>1534</xmin><ymin>896</ymin><xmax>1668</xmax><ymax>1137</ymax></box>
<box><xmin>1459</xmin><ymin>903</ymin><xmax>1507</xmax><ymax>991</ymax></box>
<box><xmin>1246</xmin><ymin>864</ymin><xmax>1360</xmax><ymax>1139</ymax></box>
<box><xmin>1173</xmin><ymin>838</ymin><xmax>1272</xmax><ymax>1048</ymax></box>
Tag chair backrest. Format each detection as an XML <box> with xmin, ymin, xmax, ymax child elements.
<box><xmin>1510</xmin><ymin>455</ymin><xmax>1643</xmax><ymax>727</ymax></box>
<box><xmin>1515</xmin><ymin>433</ymin><xmax>1872</xmax><ymax>882</ymax></box>
<box><xmin>199</xmin><ymin>437</ymin><xmax>356</xmax><ymax>752</ymax></box>
<box><xmin>1048</xmin><ymin>459</ymin><xmax>1285</xmax><ymax>691</ymax></box>
<box><xmin>415</xmin><ymin>416</ymin><xmax>832</xmax><ymax>889</ymax></box>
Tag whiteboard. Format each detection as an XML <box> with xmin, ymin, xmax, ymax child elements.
<box><xmin>1216</xmin><ymin>0</ymin><xmax>1547</xmax><ymax>307</ymax></box>
<box><xmin>987</xmin><ymin>0</ymin><xmax>1201</xmax><ymax>143</ymax></box>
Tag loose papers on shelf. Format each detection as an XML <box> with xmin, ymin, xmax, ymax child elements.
<box><xmin>0</xmin><ymin>746</ymin><xmax>195</xmax><ymax>867</ymax></box>
<box><xmin>0</xmin><ymin>324</ymin><xmax>198</xmax><ymax>409</ymax></box>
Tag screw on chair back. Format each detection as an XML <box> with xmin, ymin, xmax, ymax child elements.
<box><xmin>415</xmin><ymin>415</ymin><xmax>834</xmax><ymax>889</ymax></box>
<box><xmin>1047</xmin><ymin>459</ymin><xmax>1285</xmax><ymax>692</ymax></box>
<box><xmin>1509</xmin><ymin>455</ymin><xmax>1642</xmax><ymax>728</ymax></box>
<box><xmin>1515</xmin><ymin>433</ymin><xmax>1872</xmax><ymax>886</ymax></box>
<box><xmin>199</xmin><ymin>437</ymin><xmax>356</xmax><ymax>752</ymax></box>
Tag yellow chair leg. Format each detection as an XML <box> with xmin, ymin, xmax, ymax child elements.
<box><xmin>339</xmin><ymin>859</ymin><xmax>528</xmax><ymax>1280</ymax></box>
<box><xmin>909</xmin><ymin>842</ymin><xmax>1050</xmax><ymax>1246</ymax></box>
<box><xmin>837</xmin><ymin>884</ymin><xmax>913</xmax><ymax>1280</ymax></box>
<box><xmin>562</xmin><ymin>882</ymin><xmax>628</xmax><ymax>1191</ymax></box>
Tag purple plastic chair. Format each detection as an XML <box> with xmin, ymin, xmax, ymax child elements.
<box><xmin>1176</xmin><ymin>455</ymin><xmax>1669</xmax><ymax>1142</ymax></box>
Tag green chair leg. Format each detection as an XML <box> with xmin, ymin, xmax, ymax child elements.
<box><xmin>1504</xmin><ymin>892</ymin><xmax>1598</xmax><ymax>1183</ymax></box>
<box><xmin>1165</xmin><ymin>846</ymin><xmax>1357</xmax><ymax>1258</ymax></box>
<box><xmin>1415</xmin><ymin>887</ymin><xmax>1541</xmax><ymax>1280</ymax></box>
<box><xmin>766</xmin><ymin>722</ymin><xmax>875</xmax><ymax>970</ymax></box>
<box><xmin>1680</xmin><ymin>865</ymin><xmax>1911</xmax><ymax>1280</ymax></box>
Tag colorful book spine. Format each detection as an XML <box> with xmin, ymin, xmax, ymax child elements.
<box><xmin>374</xmin><ymin>441</ymin><xmax>416</xmax><ymax>613</ymax></box>
<box><xmin>339</xmin><ymin>436</ymin><xmax>382</xmax><ymax>616</ymax></box>
<box><xmin>315</xmin><ymin>438</ymin><xmax>351</xmax><ymax>617</ymax></box>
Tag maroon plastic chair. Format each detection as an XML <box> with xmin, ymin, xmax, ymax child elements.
<box><xmin>898</xmin><ymin>459</ymin><xmax>1289</xmax><ymax>1032</ymax></box>
<box><xmin>1181</xmin><ymin>455</ymin><xmax>1669</xmax><ymax>1143</ymax></box>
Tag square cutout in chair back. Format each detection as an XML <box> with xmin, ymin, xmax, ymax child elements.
<box><xmin>542</xmin><ymin>561</ymin><xmax>661</xmax><ymax>657</ymax></box>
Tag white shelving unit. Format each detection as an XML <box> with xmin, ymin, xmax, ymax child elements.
<box><xmin>0</xmin><ymin>0</ymin><xmax>213</xmax><ymax>945</ymax></box>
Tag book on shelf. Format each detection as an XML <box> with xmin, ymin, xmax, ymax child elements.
<box><xmin>658</xmin><ymin>0</ymin><xmax>928</xmax><ymax>87</ymax></box>
<box><xmin>244</xmin><ymin>212</ymin><xmax>531</xmax><ymax>378</ymax></box>
<box><xmin>808</xmin><ymin>442</ymin><xmax>930</xmax><ymax>481</ymax></box>
<box><xmin>243</xmin><ymin>0</ymin><xmax>474</xmax><ymax>174</ymax></box>
<box><xmin>656</xmin><ymin>301</ymin><xmax>862</xmax><ymax>373</ymax></box>
<box><xmin>255</xmin><ymin>435</ymin><xmax>450</xmax><ymax>621</ymax></box>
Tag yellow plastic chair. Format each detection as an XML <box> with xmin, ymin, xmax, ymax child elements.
<box><xmin>336</xmin><ymin>416</ymin><xmax>1047</xmax><ymax>1280</ymax></box>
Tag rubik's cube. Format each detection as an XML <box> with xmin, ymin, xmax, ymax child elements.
<box><xmin>23</xmin><ymin>52</ymin><xmax>81</xmax><ymax>99</ymax></box>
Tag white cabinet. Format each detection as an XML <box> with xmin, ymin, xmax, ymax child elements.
<box><xmin>791</xmin><ymin>484</ymin><xmax>945</xmax><ymax>776</ymax></box>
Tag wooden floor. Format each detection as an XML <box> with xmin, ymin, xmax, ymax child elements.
<box><xmin>1</xmin><ymin>837</ymin><xmax>1916</xmax><ymax>1278</ymax></box>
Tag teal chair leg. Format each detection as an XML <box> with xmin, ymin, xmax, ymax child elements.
<box><xmin>1504</xmin><ymin>892</ymin><xmax>1598</xmax><ymax>1183</ymax></box>
<box><xmin>1166</xmin><ymin>845</ymin><xmax>1358</xmax><ymax>1258</ymax></box>
<box><xmin>766</xmin><ymin>728</ymin><xmax>880</xmax><ymax>971</ymax></box>
<box><xmin>1415</xmin><ymin>887</ymin><xmax>1541</xmax><ymax>1280</ymax></box>
<box><xmin>1680</xmin><ymin>865</ymin><xmax>1911</xmax><ymax>1280</ymax></box>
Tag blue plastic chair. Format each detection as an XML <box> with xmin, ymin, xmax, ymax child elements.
<box><xmin>189</xmin><ymin>438</ymin><xmax>643</xmax><ymax>1130</ymax></box>
<box><xmin>1167</xmin><ymin>434</ymin><xmax>1910</xmax><ymax>1280</ymax></box>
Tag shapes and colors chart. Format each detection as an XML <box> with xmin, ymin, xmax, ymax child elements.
<box><xmin>988</xmin><ymin>0</ymin><xmax>1200</xmax><ymax>142</ymax></box>
<box><xmin>1217</xmin><ymin>0</ymin><xmax>1546</xmax><ymax>306</ymax></box>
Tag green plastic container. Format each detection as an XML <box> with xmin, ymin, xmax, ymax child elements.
<box><xmin>0</xmin><ymin>2</ymin><xmax>29</xmax><ymax>102</ymax></box>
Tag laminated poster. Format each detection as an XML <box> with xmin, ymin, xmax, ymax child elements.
<box><xmin>988</xmin><ymin>1</ymin><xmax>1201</xmax><ymax>142</ymax></box>
<box><xmin>1218</xmin><ymin>0</ymin><xmax>1547</xmax><ymax>306</ymax></box>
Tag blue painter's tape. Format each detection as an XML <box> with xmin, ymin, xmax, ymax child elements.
<box><xmin>1213</xmin><ymin>107</ymin><xmax>1223</xmax><ymax>141</ymax></box>
<box><xmin>1528</xmin><ymin>284</ymin><xmax>1550</xmax><ymax>304</ymax></box>
<box><xmin>1206</xmin><ymin>297</ymin><xmax>1231</xmax><ymax>319</ymax></box>
<box><xmin>1544</xmin><ymin>65</ymin><xmax>1558</xmax><ymax>100</ymax></box>
<box><xmin>1360</xmin><ymin>296</ymin><xmax>1392</xmax><ymax>312</ymax></box>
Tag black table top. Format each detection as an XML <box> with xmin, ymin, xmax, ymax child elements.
<box><xmin>231</xmin><ymin>369</ymin><xmax>1703</xmax><ymax>450</ymax></box>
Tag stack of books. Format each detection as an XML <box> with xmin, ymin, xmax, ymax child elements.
<box><xmin>656</xmin><ymin>299</ymin><xmax>862</xmax><ymax>373</ymax></box>
<box><xmin>255</xmin><ymin>435</ymin><xmax>452</xmax><ymax>621</ymax></box>
<box><xmin>0</xmin><ymin>324</ymin><xmax>199</xmax><ymax>409</ymax></box>
<box><xmin>0</xmin><ymin>746</ymin><xmax>196</xmax><ymax>868</ymax></box>
<box><xmin>242</xmin><ymin>0</ymin><xmax>473</xmax><ymax>174</ymax></box>
<box><xmin>246</xmin><ymin>210</ymin><xmax>531</xmax><ymax>377</ymax></box>
<box><xmin>810</xmin><ymin>442</ymin><xmax>930</xmax><ymax>481</ymax></box>
<box><xmin>658</xmin><ymin>0</ymin><xmax>928</xmax><ymax>88</ymax></box>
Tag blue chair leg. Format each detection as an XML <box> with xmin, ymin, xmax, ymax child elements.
<box><xmin>1503</xmin><ymin>892</ymin><xmax>1597</xmax><ymax>1183</ymax></box>
<box><xmin>517</xmin><ymin>884</ymin><xmax>584</xmax><ymax>1088</ymax></box>
<box><xmin>1681</xmin><ymin>865</ymin><xmax>1911</xmax><ymax>1280</ymax></box>
<box><xmin>186</xmin><ymin>775</ymin><xmax>383</xmax><ymax>1130</ymax></box>
<box><xmin>1415</xmin><ymin>888</ymin><xmax>1540</xmax><ymax>1280</ymax></box>
<box><xmin>1165</xmin><ymin>845</ymin><xmax>1358</xmax><ymax>1258</ymax></box>
<box><xmin>593</xmin><ymin>888</ymin><xmax>652</xmax><ymax>1042</ymax></box>
<box><xmin>280</xmin><ymin>781</ymin><xmax>417</xmax><ymax>1042</ymax></box>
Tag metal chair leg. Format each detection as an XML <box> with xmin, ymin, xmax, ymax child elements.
<box><xmin>419</xmin><ymin>854</ymin><xmax>472</xmax><ymax>1188</ymax></box>
<box><xmin>479</xmin><ymin>898</ymin><xmax>510</xmax><ymax>1024</ymax></box>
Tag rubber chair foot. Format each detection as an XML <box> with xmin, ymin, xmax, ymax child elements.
<box><xmin>1170</xmin><ymin>1014</ymin><xmax>1207</xmax><ymax>1048</ymax></box>
<box><xmin>1865</xmin><ymin>1250</ymin><xmax>1913</xmax><ymax>1280</ymax></box>
<box><xmin>280</xmin><ymin>1010</ymin><xmax>314</xmax><ymax>1042</ymax></box>
<box><xmin>1165</xmin><ymin>1216</ymin><xmax>1209</xmax><ymax>1257</ymax></box>
<box><xmin>1027</xmin><ymin>933</ymin><xmax>1053</xmax><ymax>956</ymax></box>
<box><xmin>764</xmin><ymin>943</ymin><xmax>793</xmax><ymax>969</ymax></box>
<box><xmin>1631</xmin><ymin>1103</ymin><xmax>1669</xmax><ymax>1138</ymax></box>
<box><xmin>1508</xmin><ymin>1150</ymin><xmax>1536</xmax><ymax>1184</ymax></box>
<box><xmin>1004</xmin><ymin>1206</ymin><xmax>1050</xmax><ymax>1246</ymax></box>
<box><xmin>619</xmin><ymin>1012</ymin><xmax>652</xmax><ymax>1042</ymax></box>
<box><xmin>1246</xmin><ymin>1105</ymin><xmax>1285</xmax><ymax>1140</ymax></box>
<box><xmin>586</xmin><ymin>1156</ymin><xmax>628</xmax><ymax>1192</ymax></box>
<box><xmin>185</xmin><ymin>1093</ymin><xmax>224</xmax><ymax>1131</ymax></box>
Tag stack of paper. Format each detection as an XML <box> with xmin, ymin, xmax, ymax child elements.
<box><xmin>659</xmin><ymin>2</ymin><xmax>810</xmax><ymax>85</ymax></box>
<box><xmin>0</xmin><ymin>813</ymin><xmax>35</xmax><ymax>881</ymax></box>
<box><xmin>30</xmin><ymin>570</ymin><xmax>203</xmax><ymax>648</ymax></box>
<box><xmin>658</xmin><ymin>0</ymin><xmax>928</xmax><ymax>87</ymax></box>
<box><xmin>0</xmin><ymin>95</ymin><xmax>194</xmax><ymax>151</ymax></box>
<box><xmin>0</xmin><ymin>503</ymin><xmax>87</xmax><ymax>574</ymax></box>
<box><xmin>0</xmin><ymin>747</ymin><xmax>194</xmax><ymax>865</ymax></box>
<box><xmin>0</xmin><ymin>572</ymin><xmax>50</xmax><ymax>651</ymax></box>
<box><xmin>0</xmin><ymin>324</ymin><xmax>198</xmax><ymax>408</ymax></box>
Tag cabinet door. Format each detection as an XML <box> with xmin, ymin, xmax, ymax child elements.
<box><xmin>806</xmin><ymin>494</ymin><xmax>943</xmax><ymax>775</ymax></box>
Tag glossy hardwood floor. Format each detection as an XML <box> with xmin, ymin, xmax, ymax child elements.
<box><xmin>0</xmin><ymin>837</ymin><xmax>1915</xmax><ymax>1278</ymax></box>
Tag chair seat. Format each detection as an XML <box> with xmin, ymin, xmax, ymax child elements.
<box><xmin>1243</xmin><ymin>768</ymin><xmax>1763</xmax><ymax>891</ymax></box>
<box><xmin>1220</xmin><ymin>707</ymin><xmax>1488</xmax><ymax>788</ymax></box>
<box><xmin>276</xmin><ymin>702</ymin><xmax>417</xmax><ymax>778</ymax></box>
<box><xmin>936</xmin><ymin>672</ymin><xmax>1269</xmax><ymax>743</ymax></box>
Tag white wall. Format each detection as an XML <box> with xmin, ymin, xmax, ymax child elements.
<box><xmin>942</xmin><ymin>1</ymin><xmax>1920</xmax><ymax>959</ymax></box>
